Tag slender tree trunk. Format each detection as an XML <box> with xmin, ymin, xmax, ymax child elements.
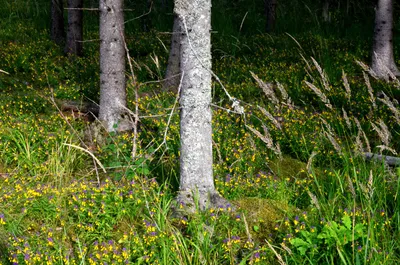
<box><xmin>163</xmin><ymin>15</ymin><xmax>181</xmax><ymax>92</ymax></box>
<box><xmin>99</xmin><ymin>0</ymin><xmax>132</xmax><ymax>132</ymax></box>
<box><xmin>175</xmin><ymin>0</ymin><xmax>229</xmax><ymax>211</ymax></box>
<box><xmin>65</xmin><ymin>0</ymin><xmax>83</xmax><ymax>56</ymax></box>
<box><xmin>51</xmin><ymin>0</ymin><xmax>65</xmax><ymax>45</ymax></box>
<box><xmin>322</xmin><ymin>0</ymin><xmax>331</xmax><ymax>22</ymax></box>
<box><xmin>160</xmin><ymin>0</ymin><xmax>167</xmax><ymax>10</ymax></box>
<box><xmin>142</xmin><ymin>0</ymin><xmax>152</xmax><ymax>32</ymax></box>
<box><xmin>371</xmin><ymin>0</ymin><xmax>400</xmax><ymax>78</ymax></box>
<box><xmin>265</xmin><ymin>0</ymin><xmax>277</xmax><ymax>32</ymax></box>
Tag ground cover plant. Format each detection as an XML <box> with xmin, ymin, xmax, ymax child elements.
<box><xmin>0</xmin><ymin>0</ymin><xmax>400</xmax><ymax>264</ymax></box>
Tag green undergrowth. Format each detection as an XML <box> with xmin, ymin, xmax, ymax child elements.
<box><xmin>1</xmin><ymin>0</ymin><xmax>400</xmax><ymax>264</ymax></box>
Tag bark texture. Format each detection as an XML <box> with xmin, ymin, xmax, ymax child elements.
<box><xmin>51</xmin><ymin>0</ymin><xmax>65</xmax><ymax>45</ymax></box>
<box><xmin>99</xmin><ymin>0</ymin><xmax>132</xmax><ymax>132</ymax></box>
<box><xmin>265</xmin><ymin>0</ymin><xmax>277</xmax><ymax>32</ymax></box>
<box><xmin>175</xmin><ymin>0</ymin><xmax>229</xmax><ymax>211</ymax></box>
<box><xmin>371</xmin><ymin>0</ymin><xmax>400</xmax><ymax>78</ymax></box>
<box><xmin>65</xmin><ymin>0</ymin><xmax>83</xmax><ymax>56</ymax></box>
<box><xmin>163</xmin><ymin>15</ymin><xmax>182</xmax><ymax>92</ymax></box>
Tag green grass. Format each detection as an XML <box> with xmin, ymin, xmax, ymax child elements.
<box><xmin>1</xmin><ymin>0</ymin><xmax>400</xmax><ymax>264</ymax></box>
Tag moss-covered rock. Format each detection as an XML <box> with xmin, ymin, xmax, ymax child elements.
<box><xmin>269</xmin><ymin>155</ymin><xmax>308</xmax><ymax>180</ymax></box>
<box><xmin>236</xmin><ymin>197</ymin><xmax>290</xmax><ymax>241</ymax></box>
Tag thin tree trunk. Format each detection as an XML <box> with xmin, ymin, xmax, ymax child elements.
<box><xmin>371</xmin><ymin>0</ymin><xmax>400</xmax><ymax>78</ymax></box>
<box><xmin>175</xmin><ymin>0</ymin><xmax>229</xmax><ymax>211</ymax></box>
<box><xmin>99</xmin><ymin>0</ymin><xmax>131</xmax><ymax>132</ymax></box>
<box><xmin>265</xmin><ymin>0</ymin><xmax>277</xmax><ymax>32</ymax></box>
<box><xmin>65</xmin><ymin>0</ymin><xmax>83</xmax><ymax>56</ymax></box>
<box><xmin>160</xmin><ymin>0</ymin><xmax>167</xmax><ymax>10</ymax></box>
<box><xmin>51</xmin><ymin>0</ymin><xmax>65</xmax><ymax>45</ymax></box>
<box><xmin>322</xmin><ymin>0</ymin><xmax>330</xmax><ymax>22</ymax></box>
<box><xmin>142</xmin><ymin>0</ymin><xmax>152</xmax><ymax>32</ymax></box>
<box><xmin>163</xmin><ymin>15</ymin><xmax>181</xmax><ymax>92</ymax></box>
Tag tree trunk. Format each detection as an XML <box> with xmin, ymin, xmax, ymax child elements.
<box><xmin>99</xmin><ymin>0</ymin><xmax>132</xmax><ymax>132</ymax></box>
<box><xmin>160</xmin><ymin>0</ymin><xmax>168</xmax><ymax>10</ymax></box>
<box><xmin>163</xmin><ymin>15</ymin><xmax>181</xmax><ymax>92</ymax></box>
<box><xmin>265</xmin><ymin>0</ymin><xmax>277</xmax><ymax>33</ymax></box>
<box><xmin>322</xmin><ymin>0</ymin><xmax>331</xmax><ymax>22</ymax></box>
<box><xmin>51</xmin><ymin>0</ymin><xmax>65</xmax><ymax>45</ymax></box>
<box><xmin>142</xmin><ymin>0</ymin><xmax>153</xmax><ymax>32</ymax></box>
<box><xmin>371</xmin><ymin>0</ymin><xmax>400</xmax><ymax>78</ymax></box>
<box><xmin>175</xmin><ymin>0</ymin><xmax>229</xmax><ymax>211</ymax></box>
<box><xmin>65</xmin><ymin>0</ymin><xmax>83</xmax><ymax>56</ymax></box>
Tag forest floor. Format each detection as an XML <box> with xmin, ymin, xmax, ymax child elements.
<box><xmin>1</xmin><ymin>3</ymin><xmax>400</xmax><ymax>265</ymax></box>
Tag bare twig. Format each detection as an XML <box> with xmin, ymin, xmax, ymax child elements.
<box><xmin>124</xmin><ymin>2</ymin><xmax>153</xmax><ymax>24</ymax></box>
<box><xmin>63</xmin><ymin>143</ymin><xmax>106</xmax><ymax>173</ymax></box>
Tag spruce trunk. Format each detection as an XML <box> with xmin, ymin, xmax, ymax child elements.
<box><xmin>99</xmin><ymin>0</ymin><xmax>131</xmax><ymax>132</ymax></box>
<box><xmin>175</xmin><ymin>0</ymin><xmax>229</xmax><ymax>211</ymax></box>
<box><xmin>65</xmin><ymin>0</ymin><xmax>83</xmax><ymax>56</ymax></box>
<box><xmin>51</xmin><ymin>0</ymin><xmax>65</xmax><ymax>45</ymax></box>
<box><xmin>371</xmin><ymin>0</ymin><xmax>400</xmax><ymax>78</ymax></box>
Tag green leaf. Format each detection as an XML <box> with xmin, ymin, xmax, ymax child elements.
<box><xmin>291</xmin><ymin>238</ymin><xmax>311</xmax><ymax>255</ymax></box>
<box><xmin>342</xmin><ymin>215</ymin><xmax>351</xmax><ymax>230</ymax></box>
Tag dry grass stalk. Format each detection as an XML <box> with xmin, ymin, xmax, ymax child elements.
<box><xmin>265</xmin><ymin>239</ymin><xmax>288</xmax><ymax>265</ymax></box>
<box><xmin>258</xmin><ymin>106</ymin><xmax>282</xmax><ymax>130</ymax></box>
<box><xmin>347</xmin><ymin>174</ymin><xmax>356</xmax><ymax>197</ymax></box>
<box><xmin>355</xmin><ymin>132</ymin><xmax>364</xmax><ymax>154</ymax></box>
<box><xmin>368</xmin><ymin>170</ymin><xmax>374</xmax><ymax>192</ymax></box>
<box><xmin>342</xmin><ymin>70</ymin><xmax>351</xmax><ymax>101</ymax></box>
<box><xmin>246</xmin><ymin>124</ymin><xmax>281</xmax><ymax>156</ymax></box>
<box><xmin>359</xmin><ymin>170</ymin><xmax>374</xmax><ymax>200</ymax></box>
<box><xmin>307</xmin><ymin>190</ymin><xmax>321</xmax><ymax>210</ymax></box>
<box><xmin>363</xmin><ymin>71</ymin><xmax>377</xmax><ymax>109</ymax></box>
<box><xmin>356</xmin><ymin>60</ymin><xmax>378</xmax><ymax>79</ymax></box>
<box><xmin>306</xmin><ymin>151</ymin><xmax>318</xmax><ymax>174</ymax></box>
<box><xmin>251</xmin><ymin>72</ymin><xmax>279</xmax><ymax>105</ymax></box>
<box><xmin>304</xmin><ymin>80</ymin><xmax>332</xmax><ymax>109</ymax></box>
<box><xmin>261</xmin><ymin>125</ymin><xmax>281</xmax><ymax>156</ymax></box>
<box><xmin>320</xmin><ymin>118</ymin><xmax>342</xmax><ymax>154</ymax></box>
<box><xmin>301</xmin><ymin>54</ymin><xmax>315</xmax><ymax>83</ymax></box>
<box><xmin>311</xmin><ymin>57</ymin><xmax>330</xmax><ymax>91</ymax></box>
<box><xmin>354</xmin><ymin>117</ymin><xmax>371</xmax><ymax>153</ymax></box>
<box><xmin>342</xmin><ymin>108</ymin><xmax>352</xmax><ymax>129</ymax></box>
<box><xmin>324</xmin><ymin>129</ymin><xmax>343</xmax><ymax>155</ymax></box>
<box><xmin>377</xmin><ymin>92</ymin><xmax>400</xmax><ymax>123</ymax></box>
<box><xmin>371</xmin><ymin>119</ymin><xmax>391</xmax><ymax>146</ymax></box>
<box><xmin>276</xmin><ymin>81</ymin><xmax>289</xmax><ymax>102</ymax></box>
<box><xmin>376</xmin><ymin>145</ymin><xmax>398</xmax><ymax>155</ymax></box>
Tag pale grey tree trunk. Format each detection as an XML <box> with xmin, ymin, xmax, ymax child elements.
<box><xmin>371</xmin><ymin>0</ymin><xmax>400</xmax><ymax>78</ymax></box>
<box><xmin>163</xmin><ymin>15</ymin><xmax>181</xmax><ymax>92</ymax></box>
<box><xmin>265</xmin><ymin>0</ymin><xmax>277</xmax><ymax>32</ymax></box>
<box><xmin>51</xmin><ymin>0</ymin><xmax>65</xmax><ymax>46</ymax></box>
<box><xmin>322</xmin><ymin>0</ymin><xmax>331</xmax><ymax>22</ymax></box>
<box><xmin>65</xmin><ymin>0</ymin><xmax>83</xmax><ymax>56</ymax></box>
<box><xmin>99</xmin><ymin>0</ymin><xmax>132</xmax><ymax>132</ymax></box>
<box><xmin>175</xmin><ymin>0</ymin><xmax>229</xmax><ymax>211</ymax></box>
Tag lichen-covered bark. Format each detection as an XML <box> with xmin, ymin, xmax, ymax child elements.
<box><xmin>50</xmin><ymin>0</ymin><xmax>65</xmax><ymax>46</ymax></box>
<box><xmin>99</xmin><ymin>0</ymin><xmax>131</xmax><ymax>132</ymax></box>
<box><xmin>65</xmin><ymin>0</ymin><xmax>83</xmax><ymax>56</ymax></box>
<box><xmin>163</xmin><ymin>15</ymin><xmax>182</xmax><ymax>92</ymax></box>
<box><xmin>371</xmin><ymin>0</ymin><xmax>400</xmax><ymax>78</ymax></box>
<box><xmin>175</xmin><ymin>0</ymin><xmax>229</xmax><ymax>211</ymax></box>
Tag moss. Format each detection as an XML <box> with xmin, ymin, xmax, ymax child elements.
<box><xmin>269</xmin><ymin>155</ymin><xmax>308</xmax><ymax>180</ymax></box>
<box><xmin>235</xmin><ymin>197</ymin><xmax>291</xmax><ymax>241</ymax></box>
